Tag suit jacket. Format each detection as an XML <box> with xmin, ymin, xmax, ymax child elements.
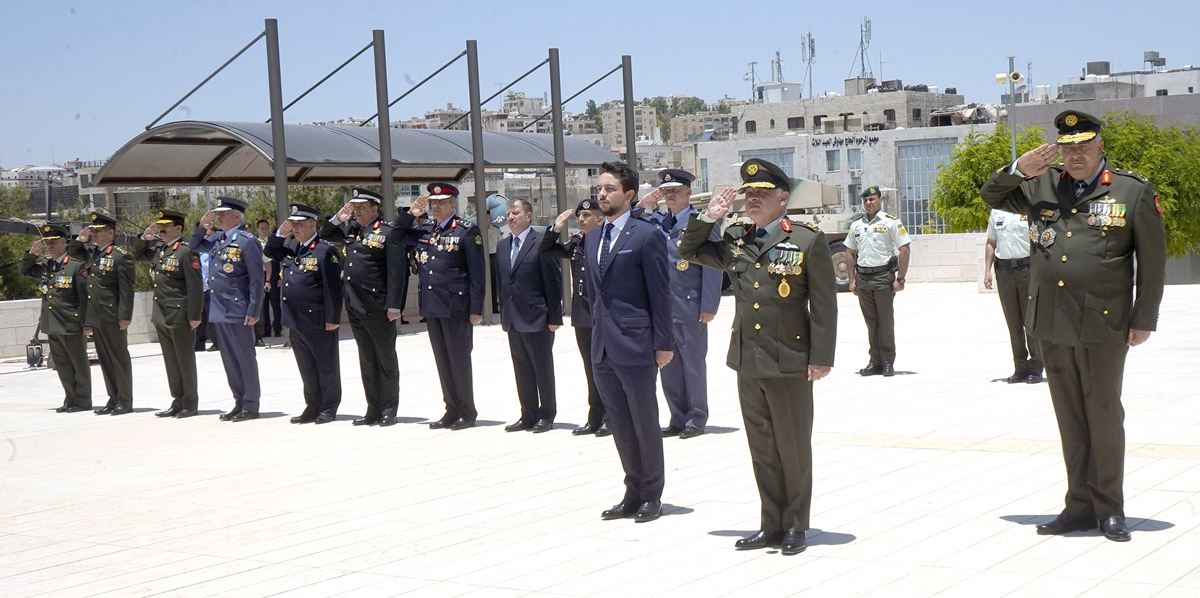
<box><xmin>679</xmin><ymin>216</ymin><xmax>837</xmax><ymax>377</ymax></box>
<box><xmin>584</xmin><ymin>213</ymin><xmax>673</xmax><ymax>366</ymax></box>
<box><xmin>634</xmin><ymin>206</ymin><xmax>723</xmax><ymax>322</ymax></box>
<box><xmin>498</xmin><ymin>228</ymin><xmax>563</xmax><ymax>333</ymax></box>
<box><xmin>392</xmin><ymin>212</ymin><xmax>486</xmax><ymax>319</ymax></box>
<box><xmin>538</xmin><ymin>228</ymin><xmax>591</xmax><ymax>328</ymax></box>
<box><xmin>320</xmin><ymin>216</ymin><xmax>407</xmax><ymax>316</ymax></box>
<box><xmin>134</xmin><ymin>237</ymin><xmax>204</xmax><ymax>328</ymax></box>
<box><xmin>20</xmin><ymin>252</ymin><xmax>88</xmax><ymax>337</ymax></box>
<box><xmin>264</xmin><ymin>235</ymin><xmax>344</xmax><ymax>331</ymax></box>
<box><xmin>980</xmin><ymin>161</ymin><xmax>1166</xmax><ymax>347</ymax></box>
<box><xmin>190</xmin><ymin>226</ymin><xmax>265</xmax><ymax>323</ymax></box>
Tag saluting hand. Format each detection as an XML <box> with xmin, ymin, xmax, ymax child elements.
<box><xmin>705</xmin><ymin>187</ymin><xmax>737</xmax><ymax>220</ymax></box>
<box><xmin>200</xmin><ymin>210</ymin><xmax>216</xmax><ymax>230</ymax></box>
<box><xmin>277</xmin><ymin>220</ymin><xmax>294</xmax><ymax>238</ymax></box>
<box><xmin>637</xmin><ymin>188</ymin><xmax>663</xmax><ymax>210</ymax></box>
<box><xmin>409</xmin><ymin>195</ymin><xmax>430</xmax><ymax>218</ymax></box>
<box><xmin>142</xmin><ymin>223</ymin><xmax>161</xmax><ymax>241</ymax></box>
<box><xmin>77</xmin><ymin>227</ymin><xmax>92</xmax><ymax>244</ymax></box>
<box><xmin>29</xmin><ymin>239</ymin><xmax>45</xmax><ymax>255</ymax></box>
<box><xmin>1015</xmin><ymin>144</ymin><xmax>1060</xmax><ymax>178</ymax></box>
<box><xmin>554</xmin><ymin>209</ymin><xmax>573</xmax><ymax>231</ymax></box>
<box><xmin>336</xmin><ymin>202</ymin><xmax>354</xmax><ymax>223</ymax></box>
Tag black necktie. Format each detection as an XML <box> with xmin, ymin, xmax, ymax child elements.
<box><xmin>599</xmin><ymin>223</ymin><xmax>613</xmax><ymax>269</ymax></box>
<box><xmin>753</xmin><ymin>227</ymin><xmax>769</xmax><ymax>247</ymax></box>
<box><xmin>661</xmin><ymin>212</ymin><xmax>677</xmax><ymax>233</ymax></box>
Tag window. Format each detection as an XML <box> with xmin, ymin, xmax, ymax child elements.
<box><xmin>896</xmin><ymin>140</ymin><xmax>956</xmax><ymax>234</ymax></box>
<box><xmin>769</xmin><ymin>119</ymin><xmax>775</xmax><ymax>129</ymax></box>
<box><xmin>787</xmin><ymin>116</ymin><xmax>804</xmax><ymax>130</ymax></box>
<box><xmin>848</xmin><ymin>148</ymin><xmax>862</xmax><ymax>171</ymax></box>
<box><xmin>740</xmin><ymin>149</ymin><xmax>795</xmax><ymax>178</ymax></box>
<box><xmin>700</xmin><ymin>158</ymin><xmax>709</xmax><ymax>193</ymax></box>
<box><xmin>826</xmin><ymin>150</ymin><xmax>841</xmax><ymax>172</ymax></box>
<box><xmin>884</xmin><ymin>109</ymin><xmax>896</xmax><ymax>122</ymax></box>
<box><xmin>744</xmin><ymin>120</ymin><xmax>757</xmax><ymax>133</ymax></box>
<box><xmin>912</xmin><ymin>108</ymin><xmax>922</xmax><ymax>120</ymax></box>
<box><xmin>813</xmin><ymin>115</ymin><xmax>825</xmax><ymax>128</ymax></box>
<box><xmin>1156</xmin><ymin>89</ymin><xmax>1169</xmax><ymax>96</ymax></box>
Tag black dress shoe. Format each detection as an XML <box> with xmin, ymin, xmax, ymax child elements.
<box><xmin>110</xmin><ymin>406</ymin><xmax>131</xmax><ymax>416</ymax></box>
<box><xmin>232</xmin><ymin>411</ymin><xmax>259</xmax><ymax>422</ymax></box>
<box><xmin>291</xmin><ymin>414</ymin><xmax>316</xmax><ymax>424</ymax></box>
<box><xmin>661</xmin><ymin>425</ymin><xmax>683</xmax><ymax>438</ymax></box>
<box><xmin>531</xmin><ymin>419</ymin><xmax>553</xmax><ymax>433</ymax></box>
<box><xmin>735</xmin><ymin>530</ymin><xmax>785</xmax><ymax>550</ymax></box>
<box><xmin>428</xmin><ymin>419</ymin><xmax>452</xmax><ymax>429</ymax></box>
<box><xmin>353</xmin><ymin>415</ymin><xmax>380</xmax><ymax>426</ymax></box>
<box><xmin>595</xmin><ymin>422</ymin><xmax>612</xmax><ymax>437</ymax></box>
<box><xmin>448</xmin><ymin>418</ymin><xmax>475</xmax><ymax>430</ymax></box>
<box><xmin>1005</xmin><ymin>372</ymin><xmax>1025</xmax><ymax>384</ymax></box>
<box><xmin>882</xmin><ymin>363</ymin><xmax>895</xmax><ymax>377</ymax></box>
<box><xmin>601</xmin><ymin>500</ymin><xmax>640</xmax><ymax>520</ymax></box>
<box><xmin>1100</xmin><ymin>515</ymin><xmax>1131</xmax><ymax>542</ymax></box>
<box><xmin>1036</xmin><ymin>512</ymin><xmax>1098</xmax><ymax>535</ymax></box>
<box><xmin>780</xmin><ymin>530</ymin><xmax>807</xmax><ymax>555</ymax></box>
<box><xmin>379</xmin><ymin>410</ymin><xmax>397</xmax><ymax>427</ymax></box>
<box><xmin>314</xmin><ymin>411</ymin><xmax>336</xmax><ymax>424</ymax></box>
<box><xmin>94</xmin><ymin>406</ymin><xmax>114</xmax><ymax>415</ymax></box>
<box><xmin>62</xmin><ymin>405</ymin><xmax>89</xmax><ymax>413</ymax></box>
<box><xmin>679</xmin><ymin>426</ymin><xmax>704</xmax><ymax>439</ymax></box>
<box><xmin>219</xmin><ymin>409</ymin><xmax>241</xmax><ymax>422</ymax></box>
<box><xmin>634</xmin><ymin>500</ymin><xmax>662</xmax><ymax>522</ymax></box>
<box><xmin>400</xmin><ymin>319</ymin><xmax>410</xmax><ymax>325</ymax></box>
<box><xmin>573</xmin><ymin>422</ymin><xmax>601</xmax><ymax>436</ymax></box>
<box><xmin>156</xmin><ymin>407</ymin><xmax>180</xmax><ymax>418</ymax></box>
<box><xmin>1025</xmin><ymin>373</ymin><xmax>1044</xmax><ymax>384</ymax></box>
<box><xmin>55</xmin><ymin>406</ymin><xmax>69</xmax><ymax>413</ymax></box>
<box><xmin>505</xmin><ymin>419</ymin><xmax>532</xmax><ymax>432</ymax></box>
<box><xmin>174</xmin><ymin>410</ymin><xmax>195</xmax><ymax>419</ymax></box>
<box><xmin>858</xmin><ymin>364</ymin><xmax>883</xmax><ymax>376</ymax></box>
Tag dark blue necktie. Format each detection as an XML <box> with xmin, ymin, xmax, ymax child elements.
<box><xmin>661</xmin><ymin>212</ymin><xmax>677</xmax><ymax>233</ymax></box>
<box><xmin>599</xmin><ymin>223</ymin><xmax>613</xmax><ymax>269</ymax></box>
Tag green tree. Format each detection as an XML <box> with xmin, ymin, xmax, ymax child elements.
<box><xmin>932</xmin><ymin>112</ymin><xmax>1200</xmax><ymax>256</ymax></box>
<box><xmin>0</xmin><ymin>186</ymin><xmax>38</xmax><ymax>300</ymax></box>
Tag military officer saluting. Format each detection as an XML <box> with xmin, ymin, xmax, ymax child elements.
<box><xmin>679</xmin><ymin>159</ymin><xmax>837</xmax><ymax>555</ymax></box>
<box><xmin>135</xmin><ymin>210</ymin><xmax>204</xmax><ymax>418</ymax></box>
<box><xmin>981</xmin><ymin>110</ymin><xmax>1166</xmax><ymax>542</ymax></box>
<box><xmin>266</xmin><ymin>203</ymin><xmax>344</xmax><ymax>424</ymax></box>
<box><xmin>21</xmin><ymin>223</ymin><xmax>92</xmax><ymax>412</ymax></box>
<box><xmin>846</xmin><ymin>185</ymin><xmax>911</xmax><ymax>377</ymax></box>
<box><xmin>74</xmin><ymin>212</ymin><xmax>135</xmax><ymax>415</ymax></box>
<box><xmin>192</xmin><ymin>196</ymin><xmax>265</xmax><ymax>422</ymax></box>
<box><xmin>392</xmin><ymin>182</ymin><xmax>486</xmax><ymax>430</ymax></box>
<box><xmin>321</xmin><ymin>188</ymin><xmax>407</xmax><ymax>426</ymax></box>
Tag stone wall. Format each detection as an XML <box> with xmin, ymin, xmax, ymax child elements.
<box><xmin>0</xmin><ymin>291</ymin><xmax>157</xmax><ymax>359</ymax></box>
<box><xmin>906</xmin><ymin>232</ymin><xmax>986</xmax><ymax>284</ymax></box>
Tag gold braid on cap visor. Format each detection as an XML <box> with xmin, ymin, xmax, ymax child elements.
<box><xmin>739</xmin><ymin>181</ymin><xmax>779</xmax><ymax>190</ymax></box>
<box><xmin>1056</xmin><ymin>131</ymin><xmax>1097</xmax><ymax>145</ymax></box>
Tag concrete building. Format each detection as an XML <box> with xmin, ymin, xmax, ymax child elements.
<box><xmin>565</xmin><ymin>114</ymin><xmax>600</xmax><ymax>136</ymax></box>
<box><xmin>424</xmin><ymin>103</ymin><xmax>469</xmax><ymax>131</ymax></box>
<box><xmin>668</xmin><ymin>111</ymin><xmax>734</xmax><ymax>143</ymax></box>
<box><xmin>601</xmin><ymin>103</ymin><xmax>657</xmax><ymax>151</ymax></box>
<box><xmin>734</xmin><ymin>77</ymin><xmax>965</xmax><ymax>138</ymax></box>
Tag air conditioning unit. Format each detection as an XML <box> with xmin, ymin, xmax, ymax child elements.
<box><xmin>849</xmin><ymin>169</ymin><xmax>863</xmax><ymax>179</ymax></box>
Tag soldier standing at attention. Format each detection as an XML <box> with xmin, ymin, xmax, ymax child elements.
<box><xmin>635</xmin><ymin>169</ymin><xmax>723</xmax><ymax>439</ymax></box>
<box><xmin>191</xmin><ymin>196</ymin><xmax>265</xmax><ymax>422</ymax></box>
<box><xmin>392</xmin><ymin>183</ymin><xmax>486</xmax><ymax>431</ymax></box>
<box><xmin>321</xmin><ymin>188</ymin><xmax>407</xmax><ymax>427</ymax></box>
<box><xmin>135</xmin><ymin>210</ymin><xmax>204</xmax><ymax>419</ymax></box>
<box><xmin>21</xmin><ymin>224</ymin><xmax>91</xmax><ymax>413</ymax></box>
<box><xmin>267</xmin><ymin>204</ymin><xmax>344</xmax><ymax>424</ymax></box>
<box><xmin>981</xmin><ymin>110</ymin><xmax>1166</xmax><ymax>542</ymax></box>
<box><xmin>540</xmin><ymin>199</ymin><xmax>610</xmax><ymax>437</ymax></box>
<box><xmin>983</xmin><ymin>208</ymin><xmax>1043</xmax><ymax>383</ymax></box>
<box><xmin>679</xmin><ymin>159</ymin><xmax>837</xmax><ymax>556</ymax></box>
<box><xmin>845</xmin><ymin>186</ymin><xmax>910</xmax><ymax>377</ymax></box>
<box><xmin>75</xmin><ymin>213</ymin><xmax>135</xmax><ymax>415</ymax></box>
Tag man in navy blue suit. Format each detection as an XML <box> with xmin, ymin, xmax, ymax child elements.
<box><xmin>497</xmin><ymin>197</ymin><xmax>564</xmax><ymax>433</ymax></box>
<box><xmin>585</xmin><ymin>161</ymin><xmax>674</xmax><ymax>523</ymax></box>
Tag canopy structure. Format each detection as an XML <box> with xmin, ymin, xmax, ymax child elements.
<box><xmin>92</xmin><ymin>120</ymin><xmax>615</xmax><ymax>187</ymax></box>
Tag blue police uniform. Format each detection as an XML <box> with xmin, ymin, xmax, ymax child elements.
<box><xmin>190</xmin><ymin>196</ymin><xmax>264</xmax><ymax>420</ymax></box>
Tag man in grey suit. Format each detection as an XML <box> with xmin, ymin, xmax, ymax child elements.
<box><xmin>498</xmin><ymin>197</ymin><xmax>563</xmax><ymax>433</ymax></box>
<box><xmin>636</xmin><ymin>169</ymin><xmax>723</xmax><ymax>439</ymax></box>
<box><xmin>585</xmin><ymin>161</ymin><xmax>674</xmax><ymax>523</ymax></box>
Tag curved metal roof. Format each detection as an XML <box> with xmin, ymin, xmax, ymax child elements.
<box><xmin>93</xmin><ymin>120</ymin><xmax>615</xmax><ymax>187</ymax></box>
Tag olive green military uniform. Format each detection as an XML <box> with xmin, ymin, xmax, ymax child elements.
<box><xmin>981</xmin><ymin>156</ymin><xmax>1166</xmax><ymax>521</ymax></box>
<box><xmin>680</xmin><ymin>209</ymin><xmax>838</xmax><ymax>534</ymax></box>
<box><xmin>75</xmin><ymin>239</ymin><xmax>135</xmax><ymax>412</ymax></box>
<box><xmin>845</xmin><ymin>210</ymin><xmax>910</xmax><ymax>369</ymax></box>
<box><xmin>134</xmin><ymin>234</ymin><xmax>204</xmax><ymax>413</ymax></box>
<box><xmin>21</xmin><ymin>242</ymin><xmax>91</xmax><ymax>411</ymax></box>
<box><xmin>986</xmin><ymin>209</ymin><xmax>1042</xmax><ymax>378</ymax></box>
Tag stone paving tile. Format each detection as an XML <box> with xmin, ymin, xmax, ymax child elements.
<box><xmin>1</xmin><ymin>282</ymin><xmax>1198</xmax><ymax>596</ymax></box>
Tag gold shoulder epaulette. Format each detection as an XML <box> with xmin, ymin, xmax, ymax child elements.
<box><xmin>1113</xmin><ymin>167</ymin><xmax>1149</xmax><ymax>183</ymax></box>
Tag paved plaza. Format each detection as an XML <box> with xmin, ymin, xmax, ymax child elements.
<box><xmin>1</xmin><ymin>282</ymin><xmax>1198</xmax><ymax>597</ymax></box>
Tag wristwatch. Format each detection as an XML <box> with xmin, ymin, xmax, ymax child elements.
<box><xmin>897</xmin><ymin>277</ymin><xmax>906</xmax><ymax>285</ymax></box>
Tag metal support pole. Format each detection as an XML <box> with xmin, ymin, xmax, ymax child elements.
<box><xmin>265</xmin><ymin>19</ymin><xmax>289</xmax><ymax>225</ymax></box>
<box><xmin>373</xmin><ymin>30</ymin><xmax>395</xmax><ymax>221</ymax></box>
<box><xmin>621</xmin><ymin>55</ymin><xmax>637</xmax><ymax>171</ymax></box>
<box><xmin>105</xmin><ymin>187</ymin><xmax>116</xmax><ymax>214</ymax></box>
<box><xmin>146</xmin><ymin>30</ymin><xmax>266</xmax><ymax>130</ymax></box>
<box><xmin>1008</xmin><ymin>56</ymin><xmax>1017</xmax><ymax>161</ymax></box>
<box><xmin>549</xmin><ymin>48</ymin><xmax>566</xmax><ymax>218</ymax></box>
<box><xmin>466</xmin><ymin>40</ymin><xmax>492</xmax><ymax>322</ymax></box>
<box><xmin>44</xmin><ymin>178</ymin><xmax>51</xmax><ymax>220</ymax></box>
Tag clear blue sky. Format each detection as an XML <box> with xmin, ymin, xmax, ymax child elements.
<box><xmin>2</xmin><ymin>0</ymin><xmax>1194</xmax><ymax>167</ymax></box>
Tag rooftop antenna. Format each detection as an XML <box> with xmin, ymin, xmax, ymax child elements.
<box><xmin>800</xmin><ymin>32</ymin><xmax>816</xmax><ymax>99</ymax></box>
<box><xmin>771</xmin><ymin>50</ymin><xmax>785</xmax><ymax>82</ymax></box>
<box><xmin>743</xmin><ymin>60</ymin><xmax>759</xmax><ymax>102</ymax></box>
<box><xmin>847</xmin><ymin>16</ymin><xmax>874</xmax><ymax>79</ymax></box>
